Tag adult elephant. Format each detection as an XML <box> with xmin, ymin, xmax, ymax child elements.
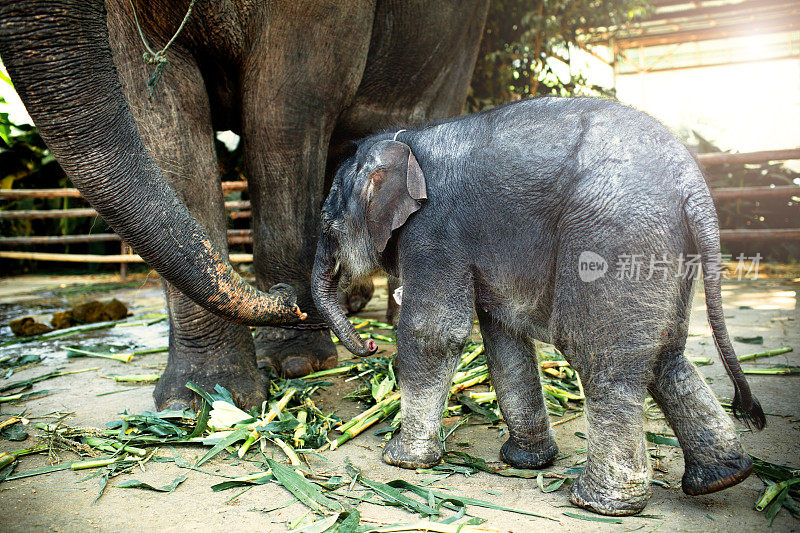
<box><xmin>0</xmin><ymin>1</ymin><xmax>488</xmax><ymax>409</ymax></box>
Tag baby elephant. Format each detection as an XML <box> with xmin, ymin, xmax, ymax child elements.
<box><xmin>311</xmin><ymin>97</ymin><xmax>765</xmax><ymax>516</ymax></box>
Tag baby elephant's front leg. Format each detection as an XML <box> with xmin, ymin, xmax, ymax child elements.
<box><xmin>383</xmin><ymin>309</ymin><xmax>471</xmax><ymax>469</ymax></box>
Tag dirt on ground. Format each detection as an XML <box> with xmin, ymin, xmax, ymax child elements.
<box><xmin>0</xmin><ymin>271</ymin><xmax>798</xmax><ymax>532</ymax></box>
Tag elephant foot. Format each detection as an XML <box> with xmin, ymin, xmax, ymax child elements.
<box><xmin>569</xmin><ymin>465</ymin><xmax>651</xmax><ymax>516</ymax></box>
<box><xmin>682</xmin><ymin>451</ymin><xmax>753</xmax><ymax>496</ymax></box>
<box><xmin>255</xmin><ymin>326</ymin><xmax>337</xmax><ymax>378</ymax></box>
<box><xmin>154</xmin><ymin>348</ymin><xmax>268</xmax><ymax>412</ymax></box>
<box><xmin>383</xmin><ymin>431</ymin><xmax>442</xmax><ymax>469</ymax></box>
<box><xmin>500</xmin><ymin>437</ymin><xmax>559</xmax><ymax>469</ymax></box>
<box><xmin>340</xmin><ymin>277</ymin><xmax>374</xmax><ymax>315</ymax></box>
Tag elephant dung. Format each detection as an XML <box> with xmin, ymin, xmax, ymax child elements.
<box><xmin>51</xmin><ymin>311</ymin><xmax>74</xmax><ymax>329</ymax></box>
<box><xmin>70</xmin><ymin>299</ymin><xmax>128</xmax><ymax>324</ymax></box>
<box><xmin>8</xmin><ymin>317</ymin><xmax>54</xmax><ymax>337</ymax></box>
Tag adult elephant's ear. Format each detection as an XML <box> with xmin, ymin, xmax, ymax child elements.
<box><xmin>364</xmin><ymin>140</ymin><xmax>427</xmax><ymax>253</ymax></box>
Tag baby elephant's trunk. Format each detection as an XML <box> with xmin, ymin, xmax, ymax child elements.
<box><xmin>311</xmin><ymin>247</ymin><xmax>378</xmax><ymax>357</ymax></box>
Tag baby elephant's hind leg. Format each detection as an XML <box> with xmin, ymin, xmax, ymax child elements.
<box><xmin>569</xmin><ymin>376</ymin><xmax>652</xmax><ymax>516</ymax></box>
<box><xmin>478</xmin><ymin>312</ymin><xmax>558</xmax><ymax>468</ymax></box>
<box><xmin>650</xmin><ymin>351</ymin><xmax>753</xmax><ymax>495</ymax></box>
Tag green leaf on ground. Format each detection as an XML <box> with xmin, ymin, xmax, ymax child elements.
<box><xmin>195</xmin><ymin>428</ymin><xmax>249</xmax><ymax>467</ymax></box>
<box><xmin>734</xmin><ymin>335</ymin><xmax>764</xmax><ymax>345</ymax></box>
<box><xmin>118</xmin><ymin>475</ymin><xmax>187</xmax><ymax>493</ymax></box>
<box><xmin>266</xmin><ymin>458</ymin><xmax>341</xmax><ymax>513</ymax></box>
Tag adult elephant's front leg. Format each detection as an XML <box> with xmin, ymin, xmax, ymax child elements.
<box><xmin>108</xmin><ymin>2</ymin><xmax>265</xmax><ymax>409</ymax></box>
<box><xmin>242</xmin><ymin>3</ymin><xmax>374</xmax><ymax>378</ymax></box>
<box><xmin>247</xmin><ymin>129</ymin><xmax>340</xmax><ymax>378</ymax></box>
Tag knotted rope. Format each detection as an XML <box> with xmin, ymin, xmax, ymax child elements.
<box><xmin>128</xmin><ymin>0</ymin><xmax>197</xmax><ymax>94</ymax></box>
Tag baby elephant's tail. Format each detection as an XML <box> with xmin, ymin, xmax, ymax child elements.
<box><xmin>683</xmin><ymin>184</ymin><xmax>766</xmax><ymax>430</ymax></box>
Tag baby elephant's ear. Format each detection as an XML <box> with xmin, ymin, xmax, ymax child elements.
<box><xmin>365</xmin><ymin>140</ymin><xmax>427</xmax><ymax>253</ymax></box>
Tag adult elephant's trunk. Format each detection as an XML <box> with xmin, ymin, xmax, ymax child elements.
<box><xmin>311</xmin><ymin>242</ymin><xmax>377</xmax><ymax>357</ymax></box>
<box><xmin>0</xmin><ymin>0</ymin><xmax>303</xmax><ymax>326</ymax></box>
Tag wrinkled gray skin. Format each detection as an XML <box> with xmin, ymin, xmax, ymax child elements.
<box><xmin>0</xmin><ymin>0</ymin><xmax>488</xmax><ymax>408</ymax></box>
<box><xmin>312</xmin><ymin>97</ymin><xmax>766</xmax><ymax>516</ymax></box>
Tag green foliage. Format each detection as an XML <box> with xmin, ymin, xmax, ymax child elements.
<box><xmin>0</xmin><ymin>81</ymin><xmax>68</xmax><ymax>239</ymax></box>
<box><xmin>0</xmin><ymin>73</ymin><xmax>119</xmax><ymax>273</ymax></box>
<box><xmin>468</xmin><ymin>0</ymin><xmax>649</xmax><ymax>110</ymax></box>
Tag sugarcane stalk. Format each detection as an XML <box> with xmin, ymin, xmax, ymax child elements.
<box><xmin>743</xmin><ymin>367</ymin><xmax>799</xmax><ymax>375</ymax></box>
<box><xmin>451</xmin><ymin>371</ymin><xmax>489</xmax><ymax>394</ymax></box>
<box><xmin>456</xmin><ymin>345</ymin><xmax>484</xmax><ymax>371</ymax></box>
<box><xmin>0</xmin><ymin>322</ymin><xmax>120</xmax><ymax>347</ymax></box>
<box><xmin>738</xmin><ymin>346</ymin><xmax>793</xmax><ymax>362</ymax></box>
<box><xmin>452</xmin><ymin>365</ymin><xmax>488</xmax><ymax>385</ymax></box>
<box><xmin>542</xmin><ymin>367</ymin><xmax>565</xmax><ymax>378</ymax></box>
<box><xmin>756</xmin><ymin>478</ymin><xmax>800</xmax><ymax>511</ymax></box>
<box><xmin>338</xmin><ymin>392</ymin><xmax>401</xmax><ymax>434</ymax></box>
<box><xmin>0</xmin><ymin>416</ymin><xmax>22</xmax><ymax>430</ymax></box>
<box><xmin>551</xmin><ymin>412</ymin><xmax>583</xmax><ymax>427</ymax></box>
<box><xmin>301</xmin><ymin>364</ymin><xmax>358</xmax><ymax>380</ymax></box>
<box><xmin>0</xmin><ymin>452</ymin><xmax>16</xmax><ymax>470</ymax></box>
<box><xmin>238</xmin><ymin>430</ymin><xmax>260</xmax><ymax>458</ymax></box>
<box><xmin>0</xmin><ymin>367</ymin><xmax>98</xmax><ymax>393</ymax></box>
<box><xmin>272</xmin><ymin>437</ymin><xmax>301</xmax><ymax>466</ymax></box>
<box><xmin>543</xmin><ymin>384</ymin><xmax>583</xmax><ymax>401</ymax></box>
<box><xmin>10</xmin><ymin>444</ymin><xmax>48</xmax><ymax>457</ymax></box>
<box><xmin>332</xmin><ymin>398</ymin><xmax>401</xmax><ymax>450</ymax></box>
<box><xmin>84</xmin><ymin>436</ymin><xmax>146</xmax><ymax>457</ymax></box>
<box><xmin>264</xmin><ymin>387</ymin><xmax>296</xmax><ymax>424</ymax></box>
<box><xmin>469</xmin><ymin>391</ymin><xmax>497</xmax><ymax>403</ymax></box>
<box><xmin>540</xmin><ymin>360</ymin><xmax>570</xmax><ymax>369</ymax></box>
<box><xmin>0</xmin><ymin>393</ymin><xmax>24</xmax><ymax>402</ymax></box>
<box><xmin>70</xmin><ymin>457</ymin><xmax>120</xmax><ymax>470</ymax></box>
<box><xmin>293</xmin><ymin>410</ymin><xmax>307</xmax><ymax>447</ymax></box>
<box><xmin>67</xmin><ymin>347</ymin><xmax>133</xmax><ymax>363</ymax></box>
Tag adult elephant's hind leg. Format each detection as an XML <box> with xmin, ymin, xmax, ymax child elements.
<box><xmin>650</xmin><ymin>350</ymin><xmax>752</xmax><ymax>495</ymax></box>
<box><xmin>478</xmin><ymin>311</ymin><xmax>558</xmax><ymax>468</ymax></box>
<box><xmin>108</xmin><ymin>5</ymin><xmax>265</xmax><ymax>409</ymax></box>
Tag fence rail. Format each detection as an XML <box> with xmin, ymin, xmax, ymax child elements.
<box><xmin>1</xmin><ymin>149</ymin><xmax>798</xmax><ymax>273</ymax></box>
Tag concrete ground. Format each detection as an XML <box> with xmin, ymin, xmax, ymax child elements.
<box><xmin>0</xmin><ymin>271</ymin><xmax>798</xmax><ymax>532</ymax></box>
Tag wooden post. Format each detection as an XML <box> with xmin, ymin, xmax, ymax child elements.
<box><xmin>120</xmin><ymin>242</ymin><xmax>130</xmax><ymax>280</ymax></box>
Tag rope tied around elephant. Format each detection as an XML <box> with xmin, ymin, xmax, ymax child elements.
<box><xmin>277</xmin><ymin>322</ymin><xmax>330</xmax><ymax>331</ymax></box>
<box><xmin>128</xmin><ymin>0</ymin><xmax>198</xmax><ymax>94</ymax></box>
